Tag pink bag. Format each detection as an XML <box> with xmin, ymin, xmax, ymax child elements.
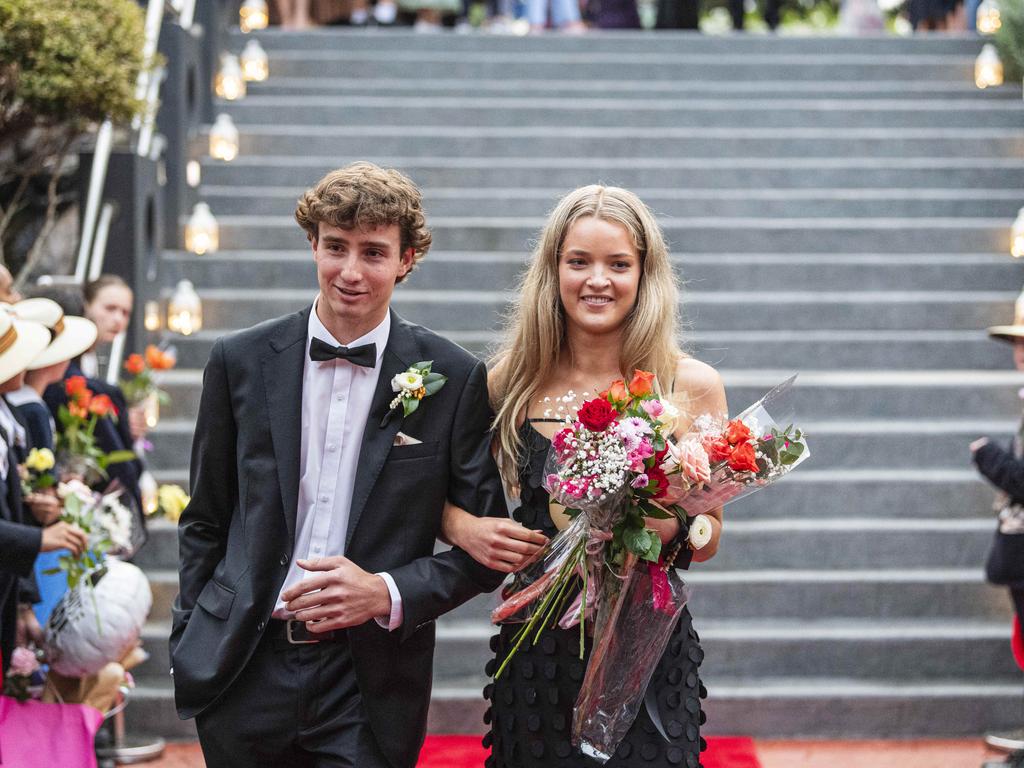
<box><xmin>0</xmin><ymin>658</ymin><xmax>104</xmax><ymax>768</ymax></box>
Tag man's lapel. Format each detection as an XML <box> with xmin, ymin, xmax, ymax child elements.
<box><xmin>261</xmin><ymin>305</ymin><xmax>312</xmax><ymax>547</ymax></box>
<box><xmin>346</xmin><ymin>310</ymin><xmax>420</xmax><ymax>549</ymax></box>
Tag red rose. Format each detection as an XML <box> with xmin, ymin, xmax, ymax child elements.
<box><xmin>646</xmin><ymin>465</ymin><xmax>669</xmax><ymax>499</ymax></box>
<box><xmin>728</xmin><ymin>441</ymin><xmax>759</xmax><ymax>474</ymax></box>
<box><xmin>577</xmin><ymin>398</ymin><xmax>618</xmax><ymax>432</ymax></box>
<box><xmin>89</xmin><ymin>394</ymin><xmax>115</xmax><ymax>418</ymax></box>
<box><xmin>703</xmin><ymin>436</ymin><xmax>732</xmax><ymax>464</ymax></box>
<box><xmin>724</xmin><ymin>419</ymin><xmax>752</xmax><ymax>446</ymax></box>
<box><xmin>628</xmin><ymin>369</ymin><xmax>656</xmax><ymax>397</ymax></box>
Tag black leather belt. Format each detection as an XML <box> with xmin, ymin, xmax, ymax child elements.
<box><xmin>266</xmin><ymin>619</ymin><xmax>346</xmax><ymax>646</ymax></box>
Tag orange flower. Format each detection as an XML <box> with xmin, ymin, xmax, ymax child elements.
<box><xmin>124</xmin><ymin>353</ymin><xmax>145</xmax><ymax>376</ymax></box>
<box><xmin>68</xmin><ymin>402</ymin><xmax>88</xmax><ymax>420</ymax></box>
<box><xmin>724</xmin><ymin>419</ymin><xmax>753</xmax><ymax>446</ymax></box>
<box><xmin>65</xmin><ymin>376</ymin><xmax>88</xmax><ymax>398</ymax></box>
<box><xmin>628</xmin><ymin>369</ymin><xmax>656</xmax><ymax>397</ymax></box>
<box><xmin>606</xmin><ymin>379</ymin><xmax>630</xmax><ymax>405</ymax></box>
<box><xmin>703</xmin><ymin>436</ymin><xmax>732</xmax><ymax>464</ymax></box>
<box><xmin>89</xmin><ymin>394</ymin><xmax>115</xmax><ymax>418</ymax></box>
<box><xmin>728</xmin><ymin>441</ymin><xmax>759</xmax><ymax>474</ymax></box>
<box><xmin>145</xmin><ymin>345</ymin><xmax>176</xmax><ymax>371</ymax></box>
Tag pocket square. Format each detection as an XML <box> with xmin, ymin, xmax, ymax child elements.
<box><xmin>393</xmin><ymin>432</ymin><xmax>422</xmax><ymax>446</ymax></box>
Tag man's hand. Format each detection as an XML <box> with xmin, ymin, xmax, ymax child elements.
<box><xmin>128</xmin><ymin>404</ymin><xmax>149</xmax><ymax>441</ymax></box>
<box><xmin>25</xmin><ymin>491</ymin><xmax>61</xmax><ymax>526</ymax></box>
<box><xmin>16</xmin><ymin>604</ymin><xmax>44</xmax><ymax>647</ymax></box>
<box><xmin>281</xmin><ymin>556</ymin><xmax>392</xmax><ymax>633</ymax></box>
<box><xmin>40</xmin><ymin>521</ymin><xmax>88</xmax><ymax>556</ymax></box>
<box><xmin>970</xmin><ymin>437</ymin><xmax>990</xmax><ymax>454</ymax></box>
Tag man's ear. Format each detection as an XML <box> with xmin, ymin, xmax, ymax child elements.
<box><xmin>398</xmin><ymin>247</ymin><xmax>415</xmax><ymax>277</ymax></box>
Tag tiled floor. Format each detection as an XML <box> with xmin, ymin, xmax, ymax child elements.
<box><xmin>150</xmin><ymin>739</ymin><xmax>1010</xmax><ymax>767</ymax></box>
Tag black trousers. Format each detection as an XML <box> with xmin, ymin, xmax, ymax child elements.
<box><xmin>195</xmin><ymin>629</ymin><xmax>390</xmax><ymax>768</ymax></box>
<box><xmin>1013</xmin><ymin>588</ymin><xmax>1024</xmax><ymax>631</ymax></box>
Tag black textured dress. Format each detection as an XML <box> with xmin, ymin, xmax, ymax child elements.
<box><xmin>482</xmin><ymin>422</ymin><xmax>708</xmax><ymax>768</ymax></box>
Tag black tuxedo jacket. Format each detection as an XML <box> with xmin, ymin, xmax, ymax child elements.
<box><xmin>170</xmin><ymin>307</ymin><xmax>506</xmax><ymax>768</ymax></box>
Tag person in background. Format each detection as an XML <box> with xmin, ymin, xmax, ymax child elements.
<box><xmin>42</xmin><ymin>277</ymin><xmax>147</xmax><ymax>548</ymax></box>
<box><xmin>274</xmin><ymin>0</ymin><xmax>313</xmax><ymax>27</ymax></box>
<box><xmin>971</xmin><ymin>295</ymin><xmax>1024</xmax><ymax>767</ymax></box>
<box><xmin>0</xmin><ymin>265</ymin><xmax>23</xmax><ymax>305</ymax></box>
<box><xmin>0</xmin><ymin>310</ymin><xmax>87</xmax><ymax>670</ymax></box>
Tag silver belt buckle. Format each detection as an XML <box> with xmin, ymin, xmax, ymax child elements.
<box><xmin>286</xmin><ymin>619</ymin><xmax>318</xmax><ymax>644</ymax></box>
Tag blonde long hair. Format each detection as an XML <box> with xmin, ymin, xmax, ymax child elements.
<box><xmin>490</xmin><ymin>185</ymin><xmax>684</xmax><ymax>491</ymax></box>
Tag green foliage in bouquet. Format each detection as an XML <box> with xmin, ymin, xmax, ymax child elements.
<box><xmin>996</xmin><ymin>0</ymin><xmax>1024</xmax><ymax>82</ymax></box>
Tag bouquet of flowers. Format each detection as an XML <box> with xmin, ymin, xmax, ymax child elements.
<box><xmin>143</xmin><ymin>483</ymin><xmax>190</xmax><ymax>523</ymax></box>
<box><xmin>491</xmin><ymin>372</ymin><xmax>810</xmax><ymax>762</ymax></box>
<box><xmin>120</xmin><ymin>345</ymin><xmax>175</xmax><ymax>431</ymax></box>
<box><xmin>20</xmin><ymin>446</ymin><xmax>56</xmax><ymax>495</ymax></box>
<box><xmin>56</xmin><ymin>376</ymin><xmax>135</xmax><ymax>483</ymax></box>
<box><xmin>3</xmin><ymin>646</ymin><xmax>44</xmax><ymax>701</ymax></box>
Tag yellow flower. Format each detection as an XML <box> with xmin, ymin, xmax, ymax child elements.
<box><xmin>158</xmin><ymin>484</ymin><xmax>190</xmax><ymax>523</ymax></box>
<box><xmin>25</xmin><ymin>447</ymin><xmax>55</xmax><ymax>473</ymax></box>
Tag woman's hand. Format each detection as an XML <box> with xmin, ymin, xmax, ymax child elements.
<box><xmin>442</xmin><ymin>503</ymin><xmax>547</xmax><ymax>572</ymax></box>
<box><xmin>646</xmin><ymin>515</ymin><xmax>680</xmax><ymax>546</ymax></box>
<box><xmin>25</xmin><ymin>491</ymin><xmax>61</xmax><ymax>526</ymax></box>
<box><xmin>128</xmin><ymin>404</ymin><xmax>148</xmax><ymax>441</ymax></box>
<box><xmin>40</xmin><ymin>521</ymin><xmax>88</xmax><ymax>556</ymax></box>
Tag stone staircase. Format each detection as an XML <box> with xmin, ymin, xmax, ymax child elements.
<box><xmin>129</xmin><ymin>30</ymin><xmax>1024</xmax><ymax>740</ymax></box>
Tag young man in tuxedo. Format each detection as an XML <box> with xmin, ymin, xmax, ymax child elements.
<box><xmin>171</xmin><ymin>162</ymin><xmax>507</xmax><ymax>768</ymax></box>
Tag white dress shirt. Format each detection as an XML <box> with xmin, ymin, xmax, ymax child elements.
<box><xmin>272</xmin><ymin>304</ymin><xmax>403</xmax><ymax>630</ymax></box>
<box><xmin>0</xmin><ymin>397</ymin><xmax>26</xmax><ymax>480</ymax></box>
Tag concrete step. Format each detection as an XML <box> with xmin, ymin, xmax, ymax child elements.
<box><xmin>199</xmin><ymin>187</ymin><xmax>1024</xmax><ymax>219</ymax></box>
<box><xmin>200</xmin><ymin>156</ymin><xmax>1024</xmax><ymax>190</ymax></box>
<box><xmin>132</xmin><ymin>618</ymin><xmax>1018</xmax><ymax>686</ymax></box>
<box><xmin>166</xmin><ymin>249</ymin><xmax>1021</xmax><ymax>293</ymax></box>
<box><xmin>143</xmin><ymin>564</ymin><xmax>1008</xmax><ymax>626</ymax></box>
<box><xmin>260</xmin><ymin>51</ymin><xmax>979</xmax><ymax>83</ymax></box>
<box><xmin>217</xmin><ymin>96</ymin><xmax>1024</xmax><ymax>130</ymax></box>
<box><xmin>210</xmin><ymin>127</ymin><xmax>1024</xmax><ymax>161</ymax></box>
<box><xmin>147</xmin><ymin>467</ymin><xmax>1001</xmax><ymax>526</ymax></box>
<box><xmin>232</xmin><ymin>29</ymin><xmax>989</xmax><ymax>56</ymax></box>
<box><xmin>152</xmin><ymin>368</ymin><xmax>1024</xmax><ymax>421</ymax></box>
<box><xmin>429</xmin><ymin>677</ymin><xmax>1022</xmax><ymax>737</ymax></box>
<box><xmin>159</xmin><ymin>325</ymin><xmax>1010</xmax><ymax>371</ymax></box>
<box><xmin>164</xmin><ymin>286</ymin><xmax>1017</xmax><ymax>333</ymax></box>
<box><xmin>131</xmin><ymin>511</ymin><xmax>1000</xmax><ymax>572</ymax></box>
<box><xmin>248</xmin><ymin>76</ymin><xmax>1020</xmax><ymax>101</ymax></box>
<box><xmin>426</xmin><ymin>619</ymin><xmax>1020</xmax><ymax>684</ymax></box>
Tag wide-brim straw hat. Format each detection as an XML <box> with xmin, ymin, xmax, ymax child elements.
<box><xmin>988</xmin><ymin>287</ymin><xmax>1024</xmax><ymax>343</ymax></box>
<box><xmin>0</xmin><ymin>310</ymin><xmax>50</xmax><ymax>385</ymax></box>
<box><xmin>8</xmin><ymin>298</ymin><xmax>98</xmax><ymax>370</ymax></box>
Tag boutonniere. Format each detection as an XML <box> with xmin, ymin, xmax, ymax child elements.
<box><xmin>389</xmin><ymin>361</ymin><xmax>447</xmax><ymax>418</ymax></box>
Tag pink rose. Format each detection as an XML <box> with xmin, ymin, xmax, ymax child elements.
<box><xmin>9</xmin><ymin>647</ymin><xmax>39</xmax><ymax>677</ymax></box>
<box><xmin>641</xmin><ymin>399</ymin><xmax>665</xmax><ymax>419</ymax></box>
<box><xmin>671</xmin><ymin>439</ymin><xmax>711</xmax><ymax>485</ymax></box>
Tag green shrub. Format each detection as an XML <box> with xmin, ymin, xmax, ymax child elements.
<box><xmin>995</xmin><ymin>0</ymin><xmax>1024</xmax><ymax>82</ymax></box>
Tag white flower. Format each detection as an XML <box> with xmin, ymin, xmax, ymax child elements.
<box><xmin>391</xmin><ymin>371</ymin><xmax>423</xmax><ymax>393</ymax></box>
<box><xmin>688</xmin><ymin>514</ymin><xmax>714</xmax><ymax>550</ymax></box>
<box><xmin>657</xmin><ymin>400</ymin><xmax>681</xmax><ymax>433</ymax></box>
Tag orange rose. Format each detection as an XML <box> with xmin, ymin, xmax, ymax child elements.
<box><xmin>703</xmin><ymin>436</ymin><xmax>732</xmax><ymax>464</ymax></box>
<box><xmin>728</xmin><ymin>441</ymin><xmax>759</xmax><ymax>474</ymax></box>
<box><xmin>68</xmin><ymin>402</ymin><xmax>88</xmax><ymax>420</ymax></box>
<box><xmin>65</xmin><ymin>376</ymin><xmax>88</xmax><ymax>398</ymax></box>
<box><xmin>124</xmin><ymin>354</ymin><xmax>145</xmax><ymax>376</ymax></box>
<box><xmin>628</xmin><ymin>369</ymin><xmax>656</xmax><ymax>398</ymax></box>
<box><xmin>724</xmin><ymin>419</ymin><xmax>752</xmax><ymax>446</ymax></box>
<box><xmin>89</xmin><ymin>394</ymin><xmax>115</xmax><ymax>418</ymax></box>
<box><xmin>606</xmin><ymin>379</ymin><xmax>630</xmax><ymax>405</ymax></box>
<box><xmin>145</xmin><ymin>346</ymin><xmax>163</xmax><ymax>368</ymax></box>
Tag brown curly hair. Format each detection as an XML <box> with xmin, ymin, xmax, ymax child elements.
<box><xmin>294</xmin><ymin>162</ymin><xmax>432</xmax><ymax>283</ymax></box>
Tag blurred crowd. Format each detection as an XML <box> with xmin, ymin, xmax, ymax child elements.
<box><xmin>270</xmin><ymin>0</ymin><xmax>978</xmax><ymax>34</ymax></box>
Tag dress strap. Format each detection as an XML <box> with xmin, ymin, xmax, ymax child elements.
<box><xmin>526</xmin><ymin>417</ymin><xmax>564</xmax><ymax>424</ymax></box>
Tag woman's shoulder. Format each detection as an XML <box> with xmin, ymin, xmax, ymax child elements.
<box><xmin>673</xmin><ymin>356</ymin><xmax>723</xmax><ymax>393</ymax></box>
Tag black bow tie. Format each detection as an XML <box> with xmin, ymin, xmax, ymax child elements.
<box><xmin>309</xmin><ymin>337</ymin><xmax>377</xmax><ymax>367</ymax></box>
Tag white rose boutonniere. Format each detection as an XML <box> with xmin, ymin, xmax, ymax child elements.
<box><xmin>389</xmin><ymin>361</ymin><xmax>447</xmax><ymax>417</ymax></box>
<box><xmin>687</xmin><ymin>513</ymin><xmax>714</xmax><ymax>550</ymax></box>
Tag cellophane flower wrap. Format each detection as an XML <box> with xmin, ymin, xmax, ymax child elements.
<box><xmin>490</xmin><ymin>373</ymin><xmax>810</xmax><ymax>763</ymax></box>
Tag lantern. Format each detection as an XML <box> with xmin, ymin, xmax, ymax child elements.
<box><xmin>241</xmin><ymin>39</ymin><xmax>269</xmax><ymax>82</ymax></box>
<box><xmin>240</xmin><ymin>0</ymin><xmax>269</xmax><ymax>32</ymax></box>
<box><xmin>215</xmin><ymin>54</ymin><xmax>246</xmax><ymax>101</ymax></box>
<box><xmin>185</xmin><ymin>203</ymin><xmax>218</xmax><ymax>255</ymax></box>
<box><xmin>209</xmin><ymin>114</ymin><xmax>239</xmax><ymax>161</ymax></box>
<box><xmin>167</xmin><ymin>280</ymin><xmax>203</xmax><ymax>337</ymax></box>
<box><xmin>975</xmin><ymin>44</ymin><xmax>1003</xmax><ymax>89</ymax></box>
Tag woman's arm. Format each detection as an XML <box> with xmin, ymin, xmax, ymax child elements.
<box><xmin>441</xmin><ymin>501</ymin><xmax>547</xmax><ymax>573</ymax></box>
<box><xmin>669</xmin><ymin>358</ymin><xmax>728</xmax><ymax>563</ymax></box>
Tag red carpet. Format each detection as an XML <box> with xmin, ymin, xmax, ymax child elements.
<box><xmin>418</xmin><ymin>735</ymin><xmax>761</xmax><ymax>767</ymax></box>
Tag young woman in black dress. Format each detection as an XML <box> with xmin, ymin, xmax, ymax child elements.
<box><xmin>443</xmin><ymin>185</ymin><xmax>727</xmax><ymax>768</ymax></box>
